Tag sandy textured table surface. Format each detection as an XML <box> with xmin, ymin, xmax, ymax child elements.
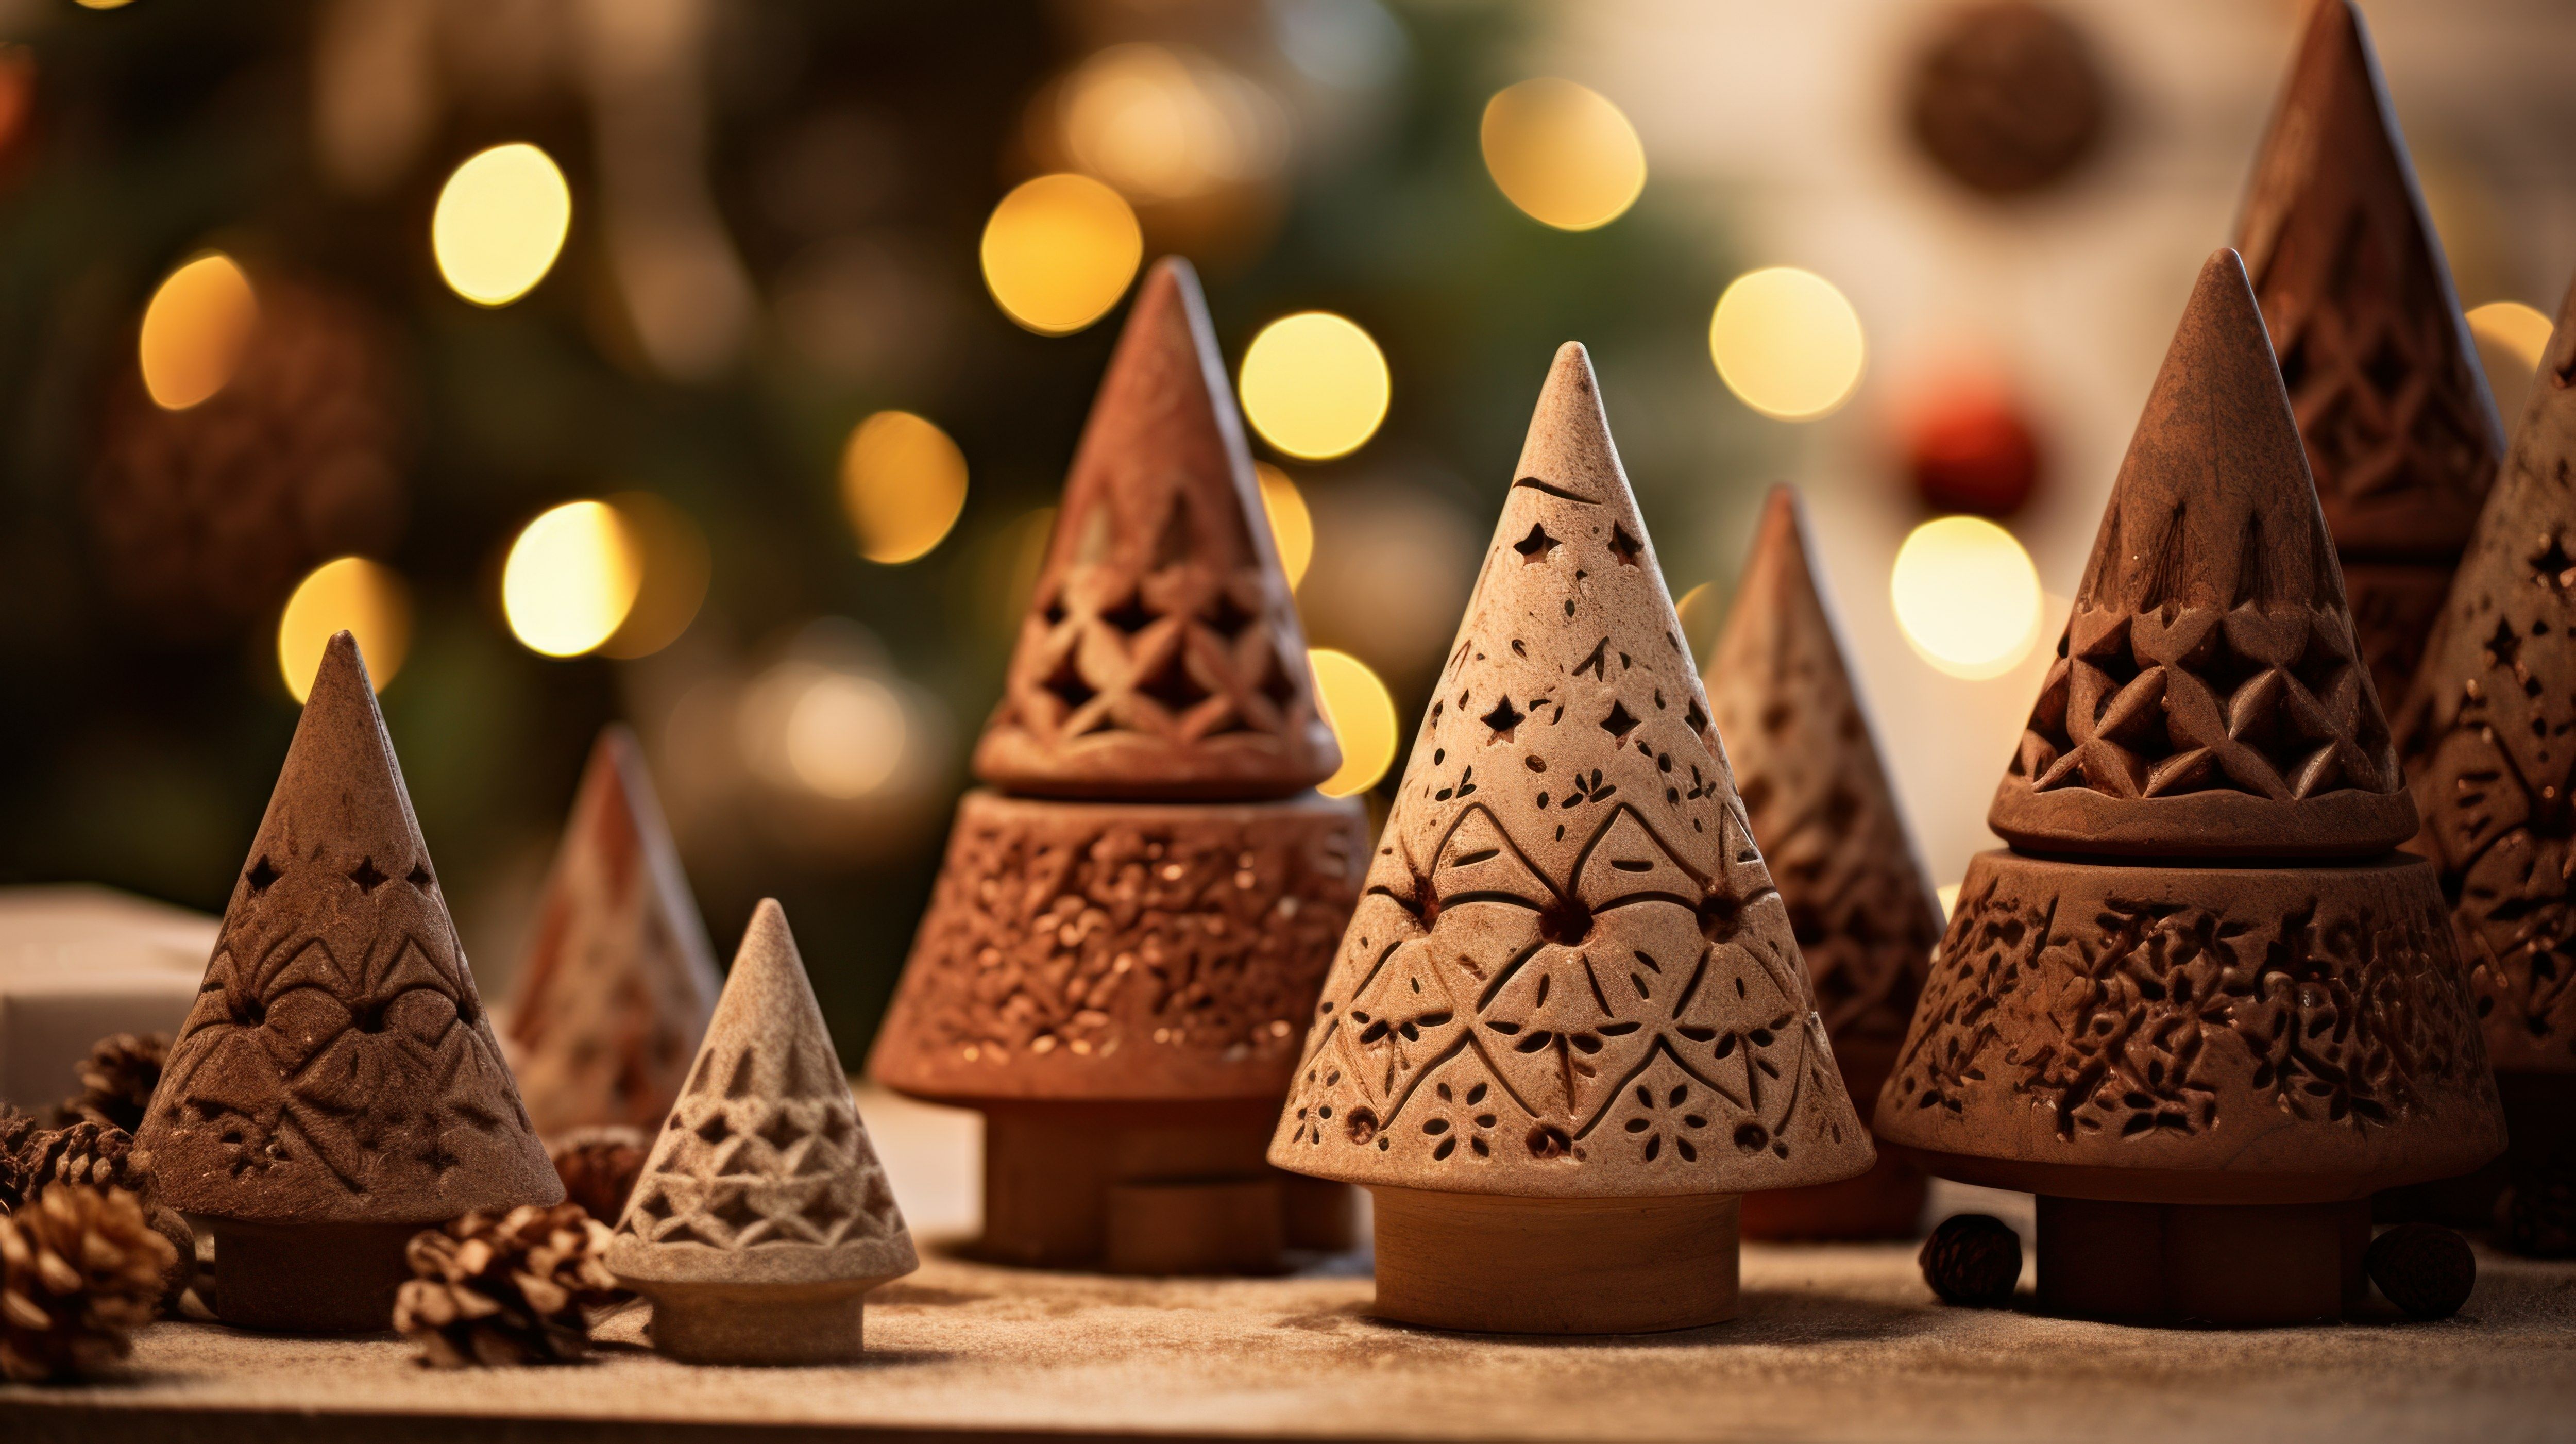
<box><xmin>6</xmin><ymin>1088</ymin><xmax>2573</xmax><ymax>1444</ymax></box>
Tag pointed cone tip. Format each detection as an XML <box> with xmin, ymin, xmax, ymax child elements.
<box><xmin>1513</xmin><ymin>341</ymin><xmax>1622</xmax><ymax>502</ymax></box>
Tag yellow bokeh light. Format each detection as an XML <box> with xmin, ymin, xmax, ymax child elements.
<box><xmin>598</xmin><ymin>492</ymin><xmax>711</xmax><ymax>661</ymax></box>
<box><xmin>1480</xmin><ymin>78</ymin><xmax>1648</xmax><ymax>232</ymax></box>
<box><xmin>503</xmin><ymin>500</ymin><xmax>641</xmax><ymax>658</ymax></box>
<box><xmin>1057</xmin><ymin>44</ymin><xmax>1281</xmax><ymax>204</ymax></box>
<box><xmin>73</xmin><ymin>0</ymin><xmax>134</xmax><ymax>9</ymax></box>
<box><xmin>1309</xmin><ymin>647</ymin><xmax>1397</xmax><ymax>798</ymax></box>
<box><xmin>980</xmin><ymin>173</ymin><xmax>1143</xmax><ymax>336</ymax></box>
<box><xmin>1890</xmin><ymin>516</ymin><xmax>2043</xmax><ymax>679</ymax></box>
<box><xmin>1710</xmin><ymin>267</ymin><xmax>1867</xmax><ymax>422</ymax></box>
<box><xmin>841</xmin><ymin>411</ymin><xmax>970</xmax><ymax>565</ymax></box>
<box><xmin>1239</xmin><ymin>312</ymin><xmax>1389</xmax><ymax>461</ymax></box>
<box><xmin>432</xmin><ymin>142</ymin><xmax>572</xmax><ymax>307</ymax></box>
<box><xmin>1255</xmin><ymin>462</ymin><xmax>1313</xmax><ymax>589</ymax></box>
<box><xmin>278</xmin><ymin>557</ymin><xmax>411</xmax><ymax>702</ymax></box>
<box><xmin>139</xmin><ymin>253</ymin><xmax>258</xmax><ymax>411</ymax></box>
<box><xmin>783</xmin><ymin>670</ymin><xmax>908</xmax><ymax>800</ymax></box>
<box><xmin>2470</xmin><ymin>299</ymin><xmax>2555</xmax><ymax>422</ymax></box>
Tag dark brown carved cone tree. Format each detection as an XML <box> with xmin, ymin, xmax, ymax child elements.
<box><xmin>1877</xmin><ymin>251</ymin><xmax>2505</xmax><ymax>1327</ymax></box>
<box><xmin>505</xmin><ymin>725</ymin><xmax>721</xmax><ymax>1138</ymax></box>
<box><xmin>139</xmin><ymin>631</ymin><xmax>562</xmax><ymax>1331</ymax></box>
<box><xmin>2396</xmin><ymin>270</ymin><xmax>2576</xmax><ymax>1234</ymax></box>
<box><xmin>609</xmin><ymin>901</ymin><xmax>915</xmax><ymax>1364</ymax></box>
<box><xmin>1270</xmin><ymin>344</ymin><xmax>1873</xmax><ymax>1334</ymax></box>
<box><xmin>2234</xmin><ymin>0</ymin><xmax>2505</xmax><ymax>706</ymax></box>
<box><xmin>1707</xmin><ymin>486</ymin><xmax>1942</xmax><ymax>1240</ymax></box>
<box><xmin>870</xmin><ymin>258</ymin><xmax>1368</xmax><ymax>1274</ymax></box>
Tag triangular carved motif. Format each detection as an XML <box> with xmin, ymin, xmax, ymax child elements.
<box><xmin>505</xmin><ymin>725</ymin><xmax>722</xmax><ymax>1136</ymax></box>
<box><xmin>609</xmin><ymin>901</ymin><xmax>916</xmax><ymax>1287</ymax></box>
<box><xmin>1269</xmin><ymin>344</ymin><xmax>1872</xmax><ymax>1198</ymax></box>
<box><xmin>973</xmin><ymin>257</ymin><xmax>1337</xmax><ymax>801</ymax></box>
<box><xmin>1990</xmin><ymin>249</ymin><xmax>2418</xmax><ymax>860</ymax></box>
<box><xmin>1704</xmin><ymin>486</ymin><xmax>1941</xmax><ymax>1049</ymax></box>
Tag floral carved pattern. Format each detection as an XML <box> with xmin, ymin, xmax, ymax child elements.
<box><xmin>873</xmin><ymin>795</ymin><xmax>1363</xmax><ymax>1097</ymax></box>
<box><xmin>1888</xmin><ymin>864</ymin><xmax>2495</xmax><ymax>1147</ymax></box>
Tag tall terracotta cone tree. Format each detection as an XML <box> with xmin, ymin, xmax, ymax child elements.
<box><xmin>138</xmin><ymin>631</ymin><xmax>562</xmax><ymax>1331</ymax></box>
<box><xmin>1706</xmin><ymin>486</ymin><xmax>1942</xmax><ymax>1241</ymax></box>
<box><xmin>504</xmin><ymin>725</ymin><xmax>721</xmax><ymax>1137</ymax></box>
<box><xmin>609</xmin><ymin>901</ymin><xmax>915</xmax><ymax>1364</ymax></box>
<box><xmin>2396</xmin><ymin>269</ymin><xmax>2576</xmax><ymax>1233</ymax></box>
<box><xmin>870</xmin><ymin>258</ymin><xmax>1369</xmax><ymax>1274</ymax></box>
<box><xmin>2234</xmin><ymin>0</ymin><xmax>2504</xmax><ymax>707</ymax></box>
<box><xmin>1877</xmin><ymin>251</ymin><xmax>2505</xmax><ymax>1327</ymax></box>
<box><xmin>1271</xmin><ymin>345</ymin><xmax>1873</xmax><ymax>1335</ymax></box>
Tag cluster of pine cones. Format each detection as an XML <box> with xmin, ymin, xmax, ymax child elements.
<box><xmin>394</xmin><ymin>1203</ymin><xmax>623</xmax><ymax>1368</ymax></box>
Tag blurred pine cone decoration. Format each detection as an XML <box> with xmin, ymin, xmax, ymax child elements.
<box><xmin>0</xmin><ymin>1185</ymin><xmax>176</xmax><ymax>1381</ymax></box>
<box><xmin>21</xmin><ymin>1121</ymin><xmax>150</xmax><ymax>1197</ymax></box>
<box><xmin>0</xmin><ymin>1109</ymin><xmax>37</xmax><ymax>1213</ymax></box>
<box><xmin>63</xmin><ymin>1032</ymin><xmax>167</xmax><ymax>1133</ymax></box>
<box><xmin>87</xmin><ymin>271</ymin><xmax>406</xmax><ymax>637</ymax></box>
<box><xmin>1920</xmin><ymin>1212</ymin><xmax>2023</xmax><ymax>1306</ymax></box>
<box><xmin>394</xmin><ymin>1204</ymin><xmax>622</xmax><ymax>1368</ymax></box>
<box><xmin>548</xmin><ymin>1126</ymin><xmax>651</xmax><ymax>1226</ymax></box>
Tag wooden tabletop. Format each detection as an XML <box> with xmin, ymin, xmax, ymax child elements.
<box><xmin>6</xmin><ymin>1088</ymin><xmax>2573</xmax><ymax>1444</ymax></box>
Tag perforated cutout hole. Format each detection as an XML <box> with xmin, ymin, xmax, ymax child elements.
<box><xmin>246</xmin><ymin>858</ymin><xmax>281</xmax><ymax>893</ymax></box>
<box><xmin>347</xmin><ymin>858</ymin><xmax>388</xmax><ymax>893</ymax></box>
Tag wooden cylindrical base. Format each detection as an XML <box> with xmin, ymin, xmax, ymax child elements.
<box><xmin>980</xmin><ymin>1104</ymin><xmax>1289</xmax><ymax>1274</ymax></box>
<box><xmin>208</xmin><ymin>1219</ymin><xmax>422</xmax><ymax>1333</ymax></box>
<box><xmin>1368</xmin><ymin>1187</ymin><xmax>1739</xmax><ymax>1335</ymax></box>
<box><xmin>646</xmin><ymin>1284</ymin><xmax>868</xmax><ymax>1366</ymax></box>
<box><xmin>2036</xmin><ymin>1195</ymin><xmax>2370</xmax><ymax>1326</ymax></box>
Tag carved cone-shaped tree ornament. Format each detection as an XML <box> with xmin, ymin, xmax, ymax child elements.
<box><xmin>137</xmin><ymin>632</ymin><xmax>562</xmax><ymax>1331</ymax></box>
<box><xmin>609</xmin><ymin>900</ymin><xmax>915</xmax><ymax>1364</ymax></box>
<box><xmin>504</xmin><ymin>725</ymin><xmax>721</xmax><ymax>1137</ymax></box>
<box><xmin>1270</xmin><ymin>344</ymin><xmax>1873</xmax><ymax>1334</ymax></box>
<box><xmin>1707</xmin><ymin>486</ymin><xmax>1942</xmax><ymax>1241</ymax></box>
<box><xmin>870</xmin><ymin>258</ymin><xmax>1368</xmax><ymax>1273</ymax></box>
<box><xmin>2396</xmin><ymin>269</ymin><xmax>2576</xmax><ymax>1232</ymax></box>
<box><xmin>1877</xmin><ymin>251</ymin><xmax>2505</xmax><ymax>1326</ymax></box>
<box><xmin>2234</xmin><ymin>0</ymin><xmax>2504</xmax><ymax>707</ymax></box>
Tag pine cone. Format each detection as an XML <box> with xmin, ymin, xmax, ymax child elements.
<box><xmin>21</xmin><ymin>1122</ymin><xmax>152</xmax><ymax>1197</ymax></box>
<box><xmin>548</xmin><ymin>1127</ymin><xmax>650</xmax><ymax>1225</ymax></box>
<box><xmin>63</xmin><ymin>1033</ymin><xmax>167</xmax><ymax>1134</ymax></box>
<box><xmin>394</xmin><ymin>1204</ymin><xmax>622</xmax><ymax>1368</ymax></box>
<box><xmin>2366</xmin><ymin>1222</ymin><xmax>2476</xmax><ymax>1320</ymax></box>
<box><xmin>1920</xmin><ymin>1212</ymin><xmax>2022</xmax><ymax>1306</ymax></box>
<box><xmin>0</xmin><ymin>1185</ymin><xmax>176</xmax><ymax>1381</ymax></box>
<box><xmin>0</xmin><ymin>1109</ymin><xmax>37</xmax><ymax>1213</ymax></box>
<box><xmin>86</xmin><ymin>274</ymin><xmax>406</xmax><ymax>639</ymax></box>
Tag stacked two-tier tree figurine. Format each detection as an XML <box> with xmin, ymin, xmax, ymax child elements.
<box><xmin>1874</xmin><ymin>249</ymin><xmax>2507</xmax><ymax>1326</ymax></box>
<box><xmin>871</xmin><ymin>258</ymin><xmax>1369</xmax><ymax>1275</ymax></box>
<box><xmin>1706</xmin><ymin>488</ymin><xmax>1944</xmax><ymax>1241</ymax></box>
<box><xmin>1269</xmin><ymin>344</ymin><xmax>1874</xmax><ymax>1334</ymax></box>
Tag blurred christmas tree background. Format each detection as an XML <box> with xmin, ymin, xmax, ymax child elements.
<box><xmin>0</xmin><ymin>0</ymin><xmax>1773</xmax><ymax>1047</ymax></box>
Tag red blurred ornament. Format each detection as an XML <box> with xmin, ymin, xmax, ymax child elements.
<box><xmin>1904</xmin><ymin>381</ymin><xmax>2041</xmax><ymax>517</ymax></box>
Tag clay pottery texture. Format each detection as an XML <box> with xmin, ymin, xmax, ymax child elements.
<box><xmin>137</xmin><ymin>632</ymin><xmax>561</xmax><ymax>1332</ymax></box>
<box><xmin>1876</xmin><ymin>251</ymin><xmax>2506</xmax><ymax>1327</ymax></box>
<box><xmin>1707</xmin><ymin>486</ymin><xmax>1942</xmax><ymax>1240</ymax></box>
<box><xmin>970</xmin><ymin>256</ymin><xmax>1338</xmax><ymax>802</ymax></box>
<box><xmin>870</xmin><ymin>258</ymin><xmax>1368</xmax><ymax>1274</ymax></box>
<box><xmin>608</xmin><ymin>900</ymin><xmax>917</xmax><ymax>1365</ymax></box>
<box><xmin>504</xmin><ymin>725</ymin><xmax>721</xmax><ymax>1138</ymax></box>
<box><xmin>2233</xmin><ymin>0</ymin><xmax>2503</xmax><ymax>704</ymax></box>
<box><xmin>2395</xmin><ymin>270</ymin><xmax>2576</xmax><ymax>1202</ymax></box>
<box><xmin>1270</xmin><ymin>343</ymin><xmax>1872</xmax><ymax>1333</ymax></box>
<box><xmin>1988</xmin><ymin>251</ymin><xmax>2415</xmax><ymax>861</ymax></box>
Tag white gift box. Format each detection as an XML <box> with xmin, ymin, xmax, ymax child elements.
<box><xmin>0</xmin><ymin>885</ymin><xmax>216</xmax><ymax>1112</ymax></box>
